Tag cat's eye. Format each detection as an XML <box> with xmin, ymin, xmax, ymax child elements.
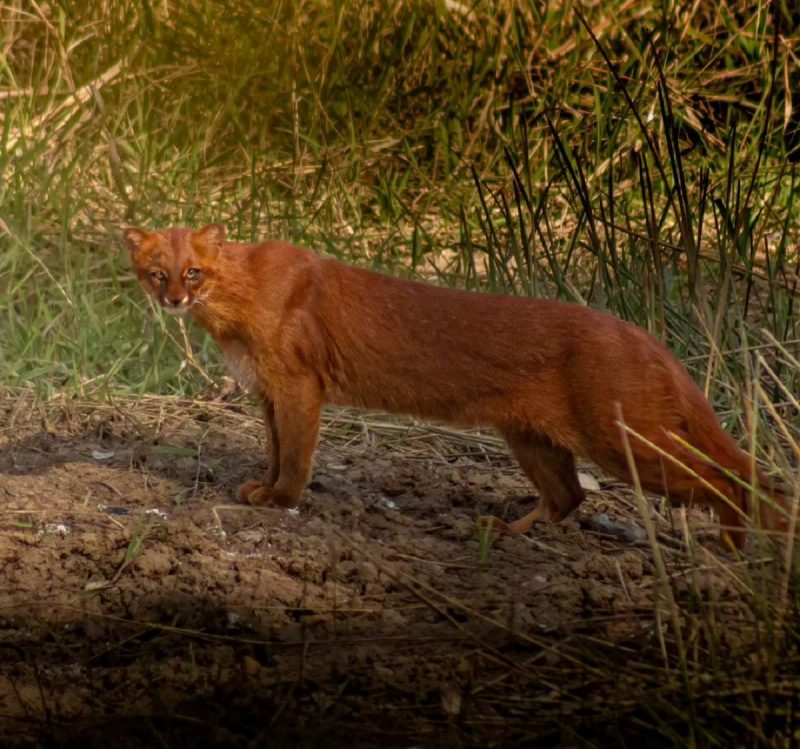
<box><xmin>150</xmin><ymin>270</ymin><xmax>166</xmax><ymax>282</ymax></box>
<box><xmin>186</xmin><ymin>267</ymin><xmax>202</xmax><ymax>280</ymax></box>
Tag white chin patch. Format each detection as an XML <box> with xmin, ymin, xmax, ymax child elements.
<box><xmin>163</xmin><ymin>305</ymin><xmax>189</xmax><ymax>317</ymax></box>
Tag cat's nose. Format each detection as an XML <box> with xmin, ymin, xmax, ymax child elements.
<box><xmin>167</xmin><ymin>296</ymin><xmax>185</xmax><ymax>307</ymax></box>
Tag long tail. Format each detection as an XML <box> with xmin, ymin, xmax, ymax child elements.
<box><xmin>681</xmin><ymin>429</ymin><xmax>790</xmax><ymax>547</ymax></box>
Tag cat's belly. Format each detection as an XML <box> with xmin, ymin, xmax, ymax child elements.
<box><xmin>221</xmin><ymin>340</ymin><xmax>260</xmax><ymax>393</ymax></box>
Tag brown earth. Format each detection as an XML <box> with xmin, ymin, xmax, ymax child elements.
<box><xmin>0</xmin><ymin>392</ymin><xmax>791</xmax><ymax>747</ymax></box>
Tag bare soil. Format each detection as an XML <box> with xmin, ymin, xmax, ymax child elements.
<box><xmin>0</xmin><ymin>392</ymin><xmax>785</xmax><ymax>747</ymax></box>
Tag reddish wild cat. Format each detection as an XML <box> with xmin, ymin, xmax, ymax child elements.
<box><xmin>125</xmin><ymin>224</ymin><xmax>789</xmax><ymax>549</ymax></box>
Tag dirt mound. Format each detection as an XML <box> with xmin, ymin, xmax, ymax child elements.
<box><xmin>0</xmin><ymin>394</ymin><xmax>789</xmax><ymax>747</ymax></box>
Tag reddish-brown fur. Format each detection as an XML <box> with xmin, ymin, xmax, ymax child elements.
<box><xmin>125</xmin><ymin>224</ymin><xmax>790</xmax><ymax>549</ymax></box>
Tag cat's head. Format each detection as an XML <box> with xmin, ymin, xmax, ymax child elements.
<box><xmin>124</xmin><ymin>224</ymin><xmax>225</xmax><ymax>315</ymax></box>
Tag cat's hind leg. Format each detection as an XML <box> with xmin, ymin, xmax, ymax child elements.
<box><xmin>480</xmin><ymin>431</ymin><xmax>586</xmax><ymax>534</ymax></box>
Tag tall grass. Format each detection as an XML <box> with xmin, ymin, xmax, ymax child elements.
<box><xmin>1</xmin><ymin>2</ymin><xmax>797</xmax><ymax>400</ymax></box>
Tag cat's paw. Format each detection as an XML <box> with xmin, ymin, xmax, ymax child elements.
<box><xmin>236</xmin><ymin>479</ymin><xmax>264</xmax><ymax>504</ymax></box>
<box><xmin>237</xmin><ymin>480</ymin><xmax>300</xmax><ymax>509</ymax></box>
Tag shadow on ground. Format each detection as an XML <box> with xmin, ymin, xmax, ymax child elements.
<box><xmin>0</xmin><ymin>394</ymin><xmax>792</xmax><ymax>747</ymax></box>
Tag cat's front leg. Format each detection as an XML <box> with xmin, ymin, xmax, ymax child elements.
<box><xmin>238</xmin><ymin>377</ymin><xmax>321</xmax><ymax>509</ymax></box>
<box><xmin>260</xmin><ymin>396</ymin><xmax>281</xmax><ymax>486</ymax></box>
<box><xmin>236</xmin><ymin>396</ymin><xmax>281</xmax><ymax>502</ymax></box>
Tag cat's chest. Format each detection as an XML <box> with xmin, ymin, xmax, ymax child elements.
<box><xmin>220</xmin><ymin>340</ymin><xmax>261</xmax><ymax>393</ymax></box>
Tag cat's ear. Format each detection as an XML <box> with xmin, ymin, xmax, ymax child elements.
<box><xmin>194</xmin><ymin>224</ymin><xmax>226</xmax><ymax>258</ymax></box>
<box><xmin>124</xmin><ymin>228</ymin><xmax>150</xmax><ymax>257</ymax></box>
